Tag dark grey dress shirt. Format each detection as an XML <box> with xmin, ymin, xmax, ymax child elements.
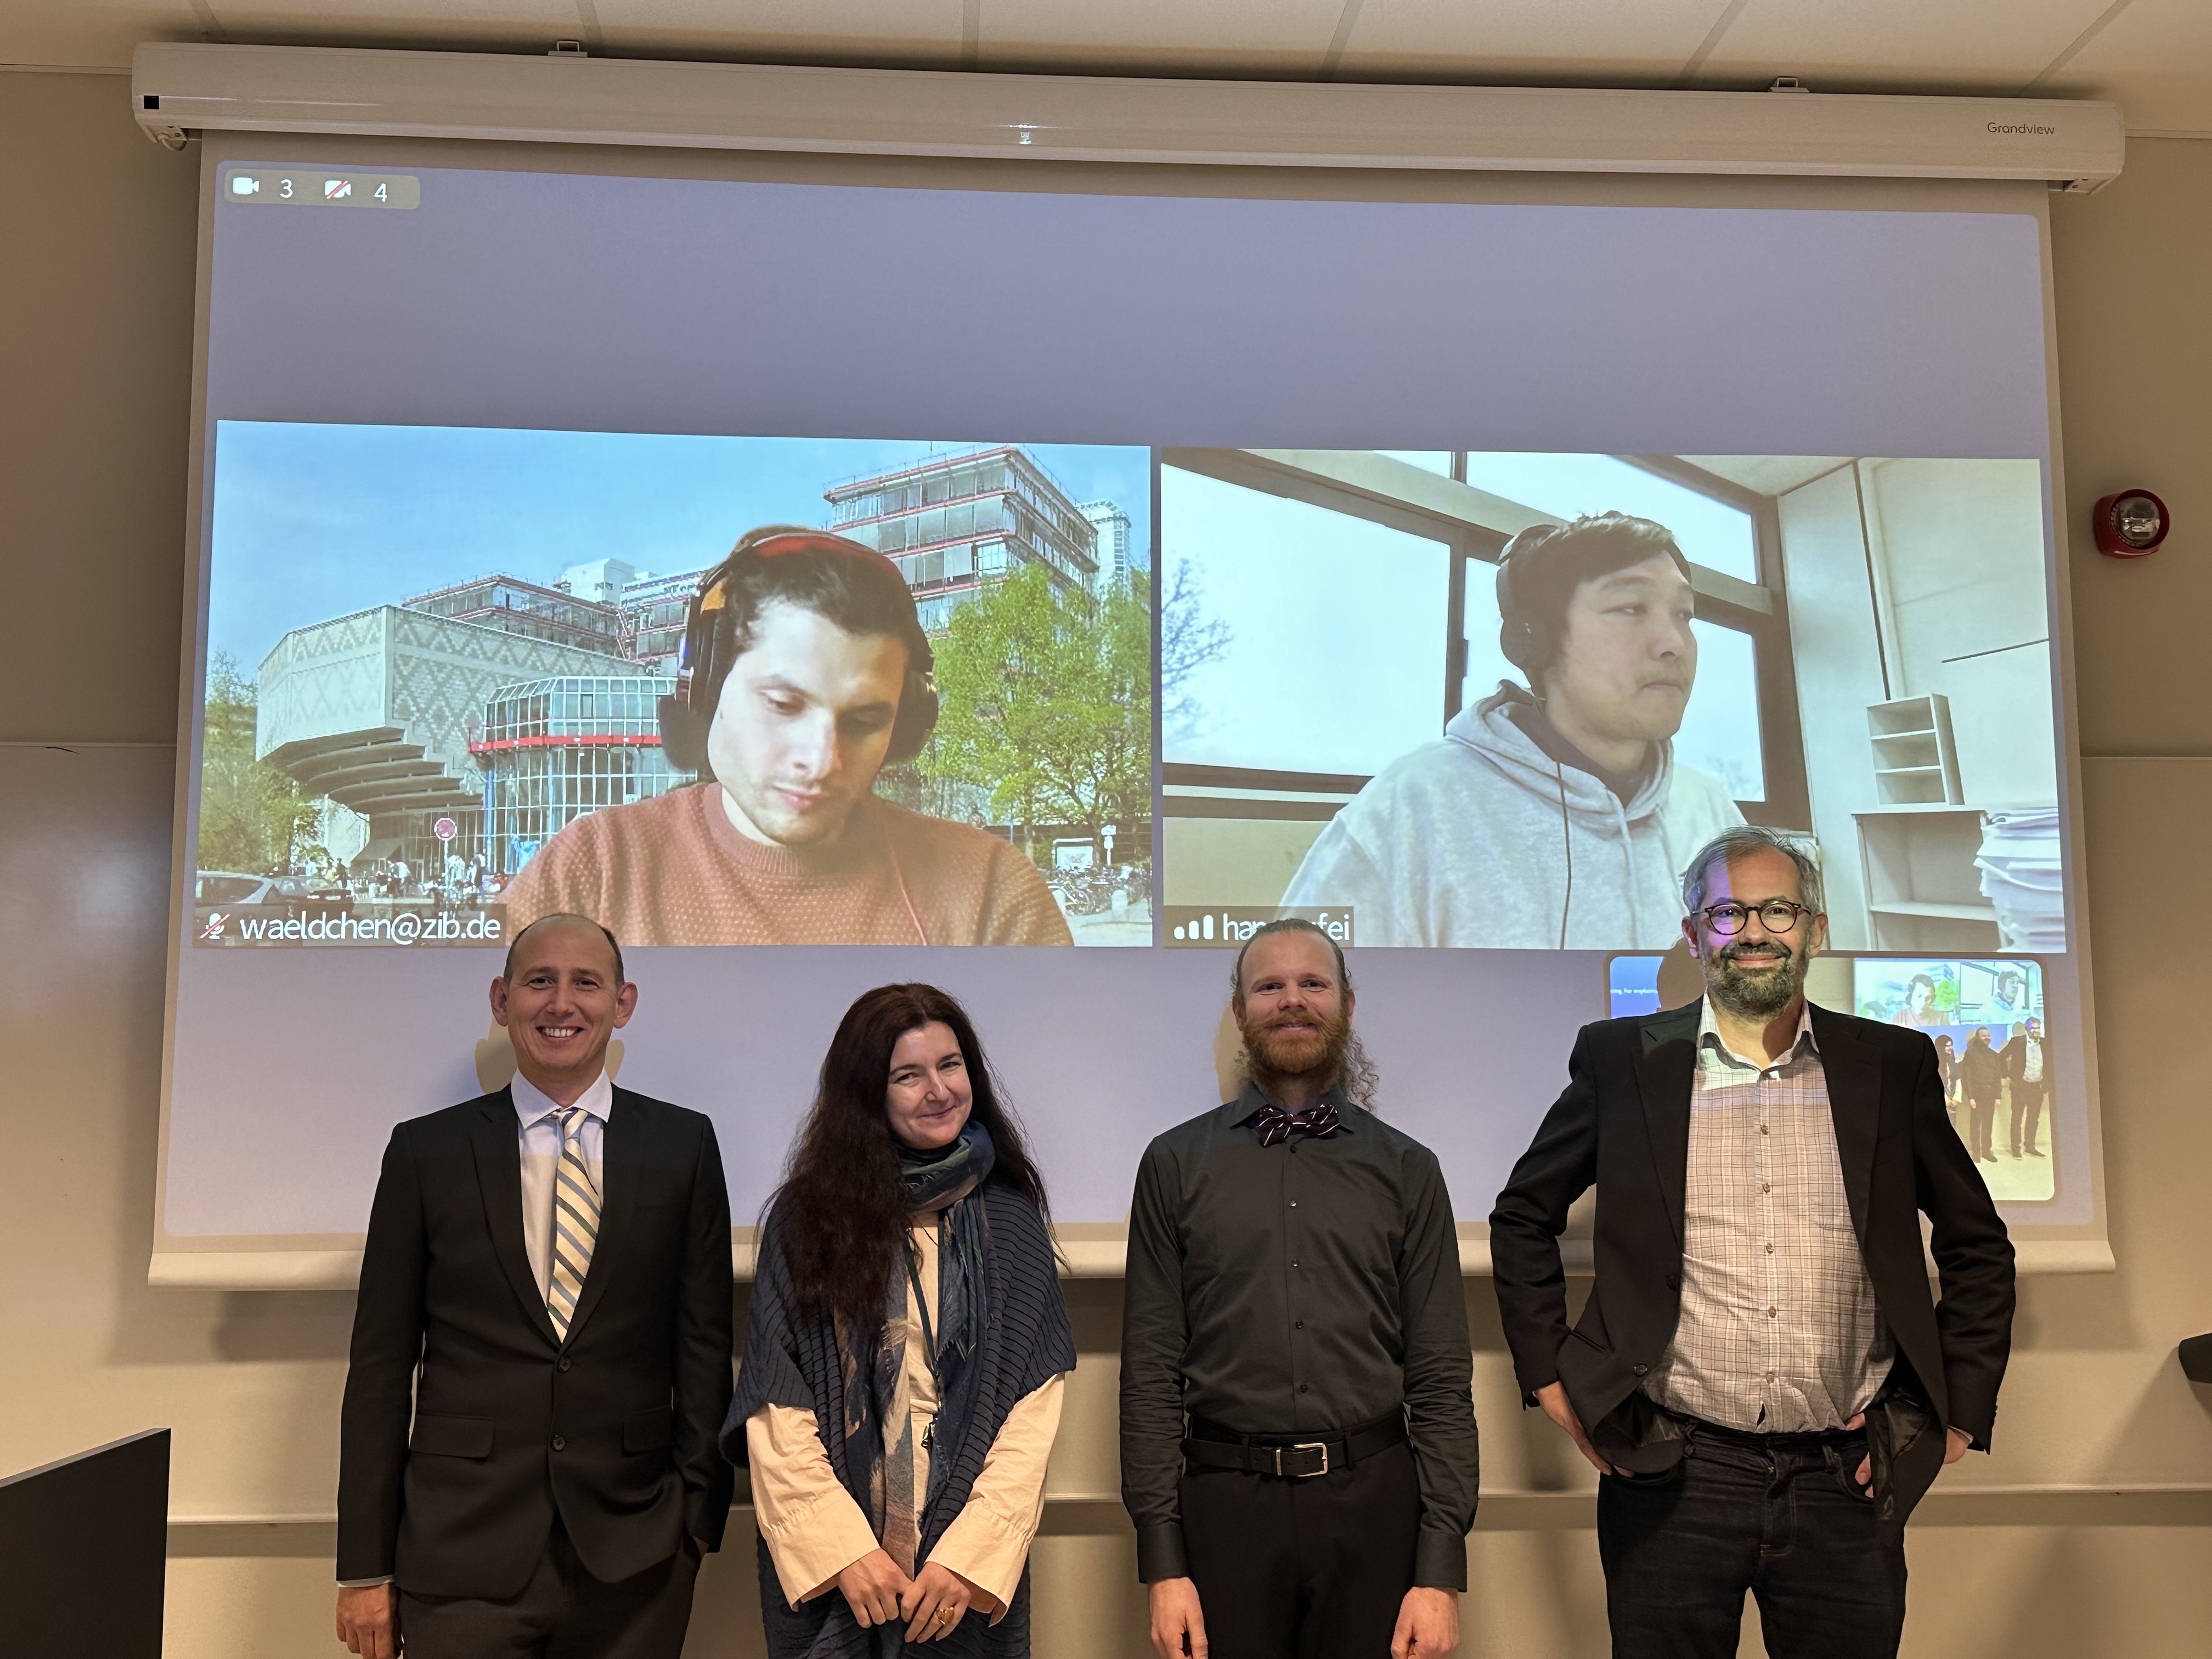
<box><xmin>1119</xmin><ymin>1084</ymin><xmax>1480</xmax><ymax>1589</ymax></box>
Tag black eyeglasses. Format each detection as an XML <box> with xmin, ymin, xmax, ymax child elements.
<box><xmin>1696</xmin><ymin>900</ymin><xmax>1814</xmax><ymax>935</ymax></box>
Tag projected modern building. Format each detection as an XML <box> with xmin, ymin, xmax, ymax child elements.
<box><xmin>255</xmin><ymin>598</ymin><xmax>647</xmax><ymax>878</ymax></box>
<box><xmin>472</xmin><ymin>675</ymin><xmax>685</xmax><ymax>868</ymax></box>
<box><xmin>404</xmin><ymin>572</ymin><xmax>628</xmax><ymax>656</ymax></box>
<box><xmin>613</xmin><ymin>568</ymin><xmax>704</xmax><ymax>669</ymax></box>
<box><xmin>1081</xmin><ymin>499</ymin><xmax>1135</xmax><ymax>595</ymax></box>
<box><xmin>825</xmin><ymin>446</ymin><xmax>1101</xmax><ymax>631</ymax></box>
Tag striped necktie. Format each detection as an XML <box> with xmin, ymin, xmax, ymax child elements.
<box><xmin>547</xmin><ymin>1105</ymin><xmax>601</xmax><ymax>1341</ymax></box>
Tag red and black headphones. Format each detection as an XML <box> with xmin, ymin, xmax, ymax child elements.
<box><xmin>656</xmin><ymin>529</ymin><xmax>941</xmax><ymax>777</ymax></box>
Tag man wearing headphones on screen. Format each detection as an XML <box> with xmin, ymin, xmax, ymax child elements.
<box><xmin>503</xmin><ymin>526</ymin><xmax>1071</xmax><ymax>946</ymax></box>
<box><xmin>1280</xmin><ymin>512</ymin><xmax>1744</xmax><ymax>949</ymax></box>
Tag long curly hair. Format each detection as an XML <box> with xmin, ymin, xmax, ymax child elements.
<box><xmin>769</xmin><ymin>983</ymin><xmax>1052</xmax><ymax>1330</ymax></box>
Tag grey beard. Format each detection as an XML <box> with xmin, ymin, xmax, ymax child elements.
<box><xmin>1707</xmin><ymin>951</ymin><xmax>1803</xmax><ymax>1020</ymax></box>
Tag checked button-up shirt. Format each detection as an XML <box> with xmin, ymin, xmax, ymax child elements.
<box><xmin>1643</xmin><ymin>1002</ymin><xmax>1895</xmax><ymax>1434</ymax></box>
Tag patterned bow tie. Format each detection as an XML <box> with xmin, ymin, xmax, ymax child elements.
<box><xmin>1251</xmin><ymin>1101</ymin><xmax>1342</xmax><ymax>1148</ymax></box>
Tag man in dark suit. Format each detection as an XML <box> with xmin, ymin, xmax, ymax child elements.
<box><xmin>335</xmin><ymin>913</ymin><xmax>733</xmax><ymax>1658</ymax></box>
<box><xmin>1491</xmin><ymin>826</ymin><xmax>2015</xmax><ymax>1659</ymax></box>
<box><xmin>2001</xmin><ymin>1017</ymin><xmax>2051</xmax><ymax>1158</ymax></box>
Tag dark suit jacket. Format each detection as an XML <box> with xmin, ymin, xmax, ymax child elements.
<box><xmin>1490</xmin><ymin>1000</ymin><xmax>2015</xmax><ymax>1529</ymax></box>
<box><xmin>337</xmin><ymin>1085</ymin><xmax>735</xmax><ymax>1598</ymax></box>
<box><xmin>2001</xmin><ymin>1031</ymin><xmax>2051</xmax><ymax>1090</ymax></box>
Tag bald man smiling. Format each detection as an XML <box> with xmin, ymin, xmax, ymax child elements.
<box><xmin>336</xmin><ymin>915</ymin><xmax>734</xmax><ymax>1659</ymax></box>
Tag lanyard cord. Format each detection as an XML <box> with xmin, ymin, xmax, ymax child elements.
<box><xmin>902</xmin><ymin>1215</ymin><xmax>943</xmax><ymax>1374</ymax></box>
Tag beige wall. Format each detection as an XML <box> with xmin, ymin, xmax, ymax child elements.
<box><xmin>4</xmin><ymin>69</ymin><xmax>2211</xmax><ymax>1657</ymax></box>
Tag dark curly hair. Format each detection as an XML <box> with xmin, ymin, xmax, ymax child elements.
<box><xmin>769</xmin><ymin>983</ymin><xmax>1052</xmax><ymax>1330</ymax></box>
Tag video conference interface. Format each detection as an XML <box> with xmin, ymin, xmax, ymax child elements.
<box><xmin>194</xmin><ymin>428</ymin><xmax>2061</xmax><ymax>967</ymax></box>
<box><xmin>165</xmin><ymin>154</ymin><xmax>2095</xmax><ymax>1243</ymax></box>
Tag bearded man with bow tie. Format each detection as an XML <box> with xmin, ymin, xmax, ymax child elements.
<box><xmin>1120</xmin><ymin>918</ymin><xmax>1480</xmax><ymax>1659</ymax></box>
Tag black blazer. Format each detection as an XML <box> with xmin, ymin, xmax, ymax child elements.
<box><xmin>1490</xmin><ymin>1001</ymin><xmax>2015</xmax><ymax>1526</ymax></box>
<box><xmin>2000</xmin><ymin>1030</ymin><xmax>2051</xmax><ymax>1087</ymax></box>
<box><xmin>337</xmin><ymin>1086</ymin><xmax>735</xmax><ymax>1598</ymax></box>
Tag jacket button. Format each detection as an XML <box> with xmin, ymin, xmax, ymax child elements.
<box><xmin>558</xmin><ymin>1358</ymin><xmax>572</xmax><ymax>1372</ymax></box>
<box><xmin>1666</xmin><ymin>1272</ymin><xmax>1680</xmax><ymax>1289</ymax></box>
<box><xmin>552</xmin><ymin>1436</ymin><xmax>566</xmax><ymax>1451</ymax></box>
<box><xmin>1633</xmin><ymin>1363</ymin><xmax>1649</xmax><ymax>1377</ymax></box>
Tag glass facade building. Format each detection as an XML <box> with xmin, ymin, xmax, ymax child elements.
<box><xmin>619</xmin><ymin>569</ymin><xmax>706</xmax><ymax>668</ymax></box>
<box><xmin>405</xmin><ymin>574</ymin><xmax>627</xmax><ymax>656</ymax></box>
<box><xmin>826</xmin><ymin>447</ymin><xmax>1100</xmax><ymax>633</ymax></box>
<box><xmin>473</xmin><ymin>675</ymin><xmax>688</xmax><ymax>873</ymax></box>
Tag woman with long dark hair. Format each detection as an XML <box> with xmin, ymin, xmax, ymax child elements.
<box><xmin>1934</xmin><ymin>1033</ymin><xmax>1960</xmax><ymax>1127</ymax></box>
<box><xmin>725</xmin><ymin>984</ymin><xmax>1073</xmax><ymax>1656</ymax></box>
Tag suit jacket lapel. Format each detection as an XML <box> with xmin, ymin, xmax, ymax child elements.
<box><xmin>1813</xmin><ymin>1005</ymin><xmax>1880</xmax><ymax>1245</ymax></box>
<box><xmin>1634</xmin><ymin>1001</ymin><xmax>1703</xmax><ymax>1249</ymax></box>
<box><xmin>470</xmin><ymin>1092</ymin><xmax>560</xmax><ymax>1348</ymax></box>
<box><xmin>560</xmin><ymin>1088</ymin><xmax>641</xmax><ymax>1347</ymax></box>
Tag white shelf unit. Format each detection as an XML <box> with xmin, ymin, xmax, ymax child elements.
<box><xmin>1867</xmin><ymin>694</ymin><xmax>1964</xmax><ymax>806</ymax></box>
<box><xmin>1853</xmin><ymin>804</ymin><xmax>1999</xmax><ymax>951</ymax></box>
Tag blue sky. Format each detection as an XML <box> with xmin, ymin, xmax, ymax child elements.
<box><xmin>207</xmin><ymin>422</ymin><xmax>1152</xmax><ymax>675</ymax></box>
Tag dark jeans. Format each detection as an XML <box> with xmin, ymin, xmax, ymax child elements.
<box><xmin>2010</xmin><ymin>1081</ymin><xmax>2047</xmax><ymax>1154</ymax></box>
<box><xmin>399</xmin><ymin>1520</ymin><xmax>700</xmax><ymax>1659</ymax></box>
<box><xmin>1596</xmin><ymin>1423</ymin><xmax>1906</xmax><ymax>1659</ymax></box>
<box><xmin>1180</xmin><ymin>1437</ymin><xmax>1420</xmax><ymax>1659</ymax></box>
<box><xmin>1967</xmin><ymin>1096</ymin><xmax>2000</xmax><ymax>1160</ymax></box>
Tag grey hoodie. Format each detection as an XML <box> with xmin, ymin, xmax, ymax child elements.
<box><xmin>1281</xmin><ymin>684</ymin><xmax>1745</xmax><ymax>949</ymax></box>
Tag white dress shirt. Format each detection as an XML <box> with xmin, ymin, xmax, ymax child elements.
<box><xmin>512</xmin><ymin>1068</ymin><xmax>612</xmax><ymax>1300</ymax></box>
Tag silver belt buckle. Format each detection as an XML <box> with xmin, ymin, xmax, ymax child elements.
<box><xmin>1277</xmin><ymin>1441</ymin><xmax>1330</xmax><ymax>1478</ymax></box>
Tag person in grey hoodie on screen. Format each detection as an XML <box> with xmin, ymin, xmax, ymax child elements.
<box><xmin>1282</xmin><ymin>512</ymin><xmax>1743</xmax><ymax>949</ymax></box>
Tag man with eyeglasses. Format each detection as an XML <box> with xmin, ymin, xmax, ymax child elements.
<box><xmin>1489</xmin><ymin>824</ymin><xmax>2015</xmax><ymax>1658</ymax></box>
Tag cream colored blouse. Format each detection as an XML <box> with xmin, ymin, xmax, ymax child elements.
<box><xmin>746</xmin><ymin>1218</ymin><xmax>1066</xmax><ymax>1621</ymax></box>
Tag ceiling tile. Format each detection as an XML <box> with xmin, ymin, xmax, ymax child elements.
<box><xmin>205</xmin><ymin>1</ymin><xmax>582</xmax><ymax>52</ymax></box>
<box><xmin>1</xmin><ymin>1</ymin><xmax>206</xmax><ymax>71</ymax></box>
<box><xmin>1338</xmin><ymin>0</ymin><xmax>1726</xmax><ymax>83</ymax></box>
<box><xmin>978</xmin><ymin>0</ymin><xmax>1345</xmax><ymax>77</ymax></box>
<box><xmin>2049</xmin><ymin>0</ymin><xmax>2212</xmax><ymax>133</ymax></box>
<box><xmin>1690</xmin><ymin>0</ymin><xmax>2111</xmax><ymax>92</ymax></box>
<box><xmin>591</xmin><ymin>1</ymin><xmax>966</xmax><ymax>67</ymax></box>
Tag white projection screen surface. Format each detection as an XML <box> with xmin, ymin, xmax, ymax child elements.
<box><xmin>155</xmin><ymin>132</ymin><xmax>2111</xmax><ymax>1285</ymax></box>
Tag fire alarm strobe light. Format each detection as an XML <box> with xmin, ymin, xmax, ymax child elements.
<box><xmin>2092</xmin><ymin>488</ymin><xmax>2169</xmax><ymax>558</ymax></box>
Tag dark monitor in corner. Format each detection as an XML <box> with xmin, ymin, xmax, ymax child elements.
<box><xmin>0</xmin><ymin>1428</ymin><xmax>170</xmax><ymax>1658</ymax></box>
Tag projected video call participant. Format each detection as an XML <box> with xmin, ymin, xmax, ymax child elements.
<box><xmin>1281</xmin><ymin>512</ymin><xmax>1743</xmax><ymax>949</ymax></box>
<box><xmin>726</xmin><ymin>983</ymin><xmax>1073</xmax><ymax>1656</ymax></box>
<box><xmin>1989</xmin><ymin>968</ymin><xmax>2034</xmax><ymax>1024</ymax></box>
<box><xmin>1891</xmin><ymin>973</ymin><xmax>1943</xmax><ymax>1028</ymax></box>
<box><xmin>503</xmin><ymin>527</ymin><xmax>1071</xmax><ymax>946</ymax></box>
<box><xmin>1490</xmin><ymin>826</ymin><xmax>2016</xmax><ymax>1659</ymax></box>
<box><xmin>335</xmin><ymin>915</ymin><xmax>733</xmax><ymax>1659</ymax></box>
<box><xmin>1962</xmin><ymin>1026</ymin><xmax>2005</xmax><ymax>1165</ymax></box>
<box><xmin>2003</xmin><ymin>1017</ymin><xmax>2050</xmax><ymax>1158</ymax></box>
<box><xmin>1121</xmin><ymin>919</ymin><xmax>1477</xmax><ymax>1659</ymax></box>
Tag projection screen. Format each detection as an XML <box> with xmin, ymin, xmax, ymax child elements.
<box><xmin>153</xmin><ymin>130</ymin><xmax>2110</xmax><ymax>1284</ymax></box>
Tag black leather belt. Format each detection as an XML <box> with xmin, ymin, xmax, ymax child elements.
<box><xmin>1180</xmin><ymin>1410</ymin><xmax>1407</xmax><ymax>1479</ymax></box>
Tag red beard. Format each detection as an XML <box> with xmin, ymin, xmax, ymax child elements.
<box><xmin>1240</xmin><ymin>1005</ymin><xmax>1351</xmax><ymax>1085</ymax></box>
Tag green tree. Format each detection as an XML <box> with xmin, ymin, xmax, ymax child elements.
<box><xmin>922</xmin><ymin>566</ymin><xmax>1153</xmax><ymax>864</ymax></box>
<box><xmin>198</xmin><ymin>651</ymin><xmax>320</xmax><ymax>874</ymax></box>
